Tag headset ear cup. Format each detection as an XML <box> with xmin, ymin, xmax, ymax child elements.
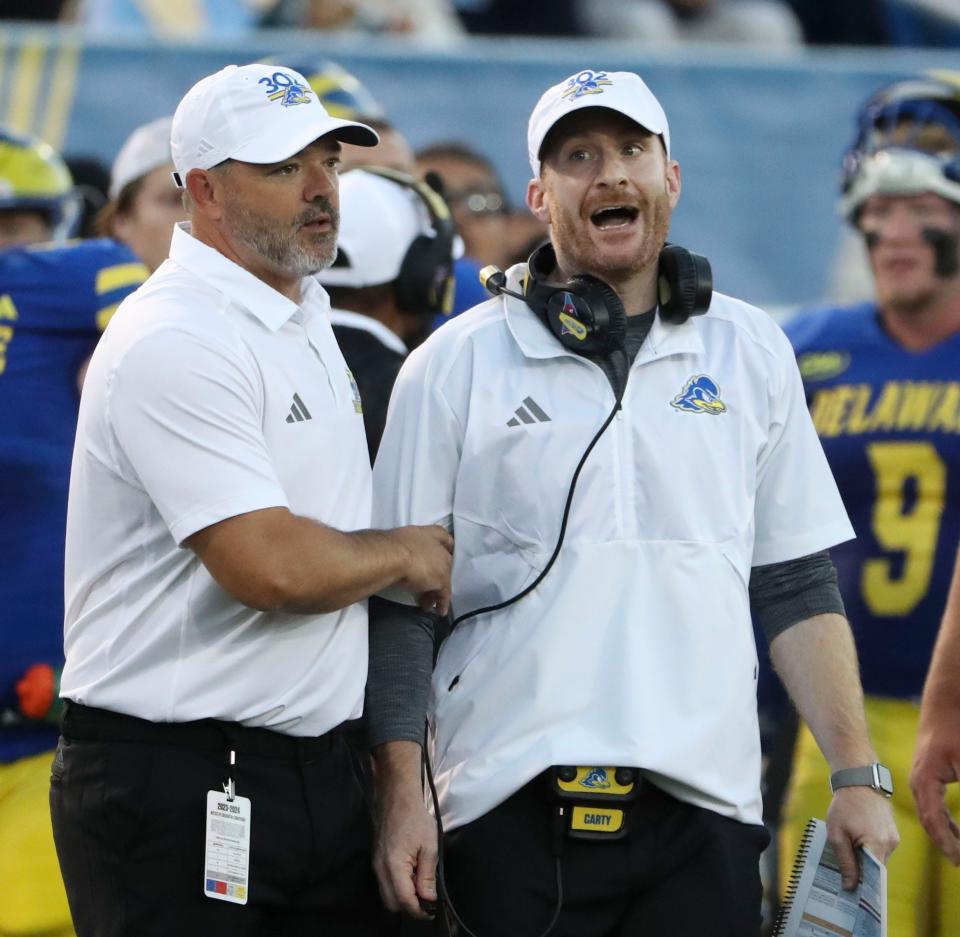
<box><xmin>571</xmin><ymin>275</ymin><xmax>626</xmax><ymax>354</ymax></box>
<box><xmin>658</xmin><ymin>245</ymin><xmax>713</xmax><ymax>323</ymax></box>
<box><xmin>522</xmin><ymin>242</ymin><xmax>561</xmax><ymax>328</ymax></box>
<box><xmin>357</xmin><ymin>166</ymin><xmax>457</xmax><ymax>317</ymax></box>
<box><xmin>523</xmin><ymin>244</ymin><xmax>627</xmax><ymax>356</ymax></box>
<box><xmin>394</xmin><ymin>234</ymin><xmax>432</xmax><ymax>314</ymax></box>
<box><xmin>394</xmin><ymin>233</ymin><xmax>457</xmax><ymax>316</ymax></box>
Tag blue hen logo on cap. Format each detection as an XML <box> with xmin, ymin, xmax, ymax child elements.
<box><xmin>562</xmin><ymin>70</ymin><xmax>613</xmax><ymax>101</ymax></box>
<box><xmin>259</xmin><ymin>71</ymin><xmax>313</xmax><ymax>108</ymax></box>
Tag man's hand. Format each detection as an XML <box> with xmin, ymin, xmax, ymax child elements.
<box><xmin>910</xmin><ymin>709</ymin><xmax>960</xmax><ymax>865</ymax></box>
<box><xmin>825</xmin><ymin>787</ymin><xmax>899</xmax><ymax>889</ymax></box>
<box><xmin>391</xmin><ymin>525</ymin><xmax>454</xmax><ymax>615</ymax></box>
<box><xmin>372</xmin><ymin>740</ymin><xmax>439</xmax><ymax>920</ymax></box>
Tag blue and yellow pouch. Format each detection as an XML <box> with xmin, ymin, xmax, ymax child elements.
<box><xmin>549</xmin><ymin>766</ymin><xmax>639</xmax><ymax>841</ymax></box>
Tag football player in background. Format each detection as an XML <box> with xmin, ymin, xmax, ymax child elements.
<box><xmin>779</xmin><ymin>72</ymin><xmax>960</xmax><ymax>937</ymax></box>
<box><xmin>0</xmin><ymin>127</ymin><xmax>147</xmax><ymax>937</ymax></box>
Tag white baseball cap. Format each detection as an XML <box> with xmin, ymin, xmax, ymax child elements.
<box><xmin>110</xmin><ymin>116</ymin><xmax>174</xmax><ymax>199</ymax></box>
<box><xmin>318</xmin><ymin>169</ymin><xmax>439</xmax><ymax>289</ymax></box>
<box><xmin>170</xmin><ymin>63</ymin><xmax>378</xmax><ymax>185</ymax></box>
<box><xmin>528</xmin><ymin>69</ymin><xmax>671</xmax><ymax>176</ymax></box>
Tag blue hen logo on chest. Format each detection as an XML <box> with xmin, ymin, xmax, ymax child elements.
<box><xmin>670</xmin><ymin>374</ymin><xmax>727</xmax><ymax>415</ymax></box>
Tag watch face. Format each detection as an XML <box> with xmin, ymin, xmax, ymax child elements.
<box><xmin>877</xmin><ymin>764</ymin><xmax>894</xmax><ymax>795</ymax></box>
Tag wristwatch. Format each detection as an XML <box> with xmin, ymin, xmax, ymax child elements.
<box><xmin>829</xmin><ymin>762</ymin><xmax>894</xmax><ymax>797</ymax></box>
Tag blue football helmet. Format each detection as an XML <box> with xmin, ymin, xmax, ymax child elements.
<box><xmin>840</xmin><ymin>71</ymin><xmax>960</xmax><ymax>220</ymax></box>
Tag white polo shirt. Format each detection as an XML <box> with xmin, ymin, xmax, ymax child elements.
<box><xmin>61</xmin><ymin>223</ymin><xmax>371</xmax><ymax>736</ymax></box>
<box><xmin>373</xmin><ymin>264</ymin><xmax>853</xmax><ymax>828</ymax></box>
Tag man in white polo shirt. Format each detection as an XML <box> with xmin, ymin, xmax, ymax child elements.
<box><xmin>50</xmin><ymin>63</ymin><xmax>452</xmax><ymax>937</ymax></box>
<box><xmin>367</xmin><ymin>69</ymin><xmax>898</xmax><ymax>935</ymax></box>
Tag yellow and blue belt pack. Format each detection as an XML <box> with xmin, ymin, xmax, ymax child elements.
<box><xmin>549</xmin><ymin>766</ymin><xmax>640</xmax><ymax>841</ymax></box>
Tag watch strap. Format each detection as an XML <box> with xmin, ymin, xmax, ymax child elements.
<box><xmin>829</xmin><ymin>763</ymin><xmax>893</xmax><ymax>796</ymax></box>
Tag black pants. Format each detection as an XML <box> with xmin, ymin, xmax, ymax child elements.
<box><xmin>50</xmin><ymin>703</ymin><xmax>389</xmax><ymax>937</ymax></box>
<box><xmin>430</xmin><ymin>773</ymin><xmax>770</xmax><ymax>937</ymax></box>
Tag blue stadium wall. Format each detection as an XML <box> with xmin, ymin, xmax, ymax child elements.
<box><xmin>0</xmin><ymin>25</ymin><xmax>956</xmax><ymax>308</ymax></box>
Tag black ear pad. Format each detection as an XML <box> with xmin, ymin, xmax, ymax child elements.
<box><xmin>658</xmin><ymin>244</ymin><xmax>712</xmax><ymax>323</ymax></box>
<box><xmin>356</xmin><ymin>166</ymin><xmax>457</xmax><ymax>317</ymax></box>
<box><xmin>568</xmin><ymin>274</ymin><xmax>626</xmax><ymax>354</ymax></box>
<box><xmin>395</xmin><ymin>231</ymin><xmax>455</xmax><ymax>316</ymax></box>
<box><xmin>523</xmin><ymin>243</ymin><xmax>626</xmax><ymax>356</ymax></box>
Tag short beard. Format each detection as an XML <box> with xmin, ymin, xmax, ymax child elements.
<box><xmin>225</xmin><ymin>197</ymin><xmax>340</xmax><ymax>279</ymax></box>
<box><xmin>552</xmin><ymin>187</ymin><xmax>672</xmax><ymax>285</ymax></box>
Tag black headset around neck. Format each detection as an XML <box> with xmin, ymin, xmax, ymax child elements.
<box><xmin>483</xmin><ymin>241</ymin><xmax>713</xmax><ymax>357</ymax></box>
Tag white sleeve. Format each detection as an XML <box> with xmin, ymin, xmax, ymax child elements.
<box><xmin>372</xmin><ymin>341</ymin><xmax>464</xmax><ymax>604</ymax></box>
<box><xmin>106</xmin><ymin>326</ymin><xmax>289</xmax><ymax>545</ymax></box>
<box><xmin>752</xmin><ymin>327</ymin><xmax>854</xmax><ymax>567</ymax></box>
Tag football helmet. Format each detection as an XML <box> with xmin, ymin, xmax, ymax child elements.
<box><xmin>840</xmin><ymin>71</ymin><xmax>960</xmax><ymax>220</ymax></box>
<box><xmin>0</xmin><ymin>128</ymin><xmax>78</xmax><ymax>239</ymax></box>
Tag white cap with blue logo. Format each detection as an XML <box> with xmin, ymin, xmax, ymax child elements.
<box><xmin>527</xmin><ymin>69</ymin><xmax>671</xmax><ymax>177</ymax></box>
<box><xmin>170</xmin><ymin>63</ymin><xmax>379</xmax><ymax>186</ymax></box>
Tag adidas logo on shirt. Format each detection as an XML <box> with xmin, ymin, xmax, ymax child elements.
<box><xmin>286</xmin><ymin>393</ymin><xmax>312</xmax><ymax>423</ymax></box>
<box><xmin>506</xmin><ymin>397</ymin><xmax>551</xmax><ymax>427</ymax></box>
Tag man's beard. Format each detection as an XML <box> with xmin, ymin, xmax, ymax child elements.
<box><xmin>225</xmin><ymin>197</ymin><xmax>340</xmax><ymax>278</ymax></box>
<box><xmin>551</xmin><ymin>187</ymin><xmax>672</xmax><ymax>285</ymax></box>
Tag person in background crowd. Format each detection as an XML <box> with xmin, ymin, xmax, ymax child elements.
<box><xmin>415</xmin><ymin>140</ymin><xmax>546</xmax><ymax>271</ymax></box>
<box><xmin>259</xmin><ymin>0</ymin><xmax>465</xmax><ymax>39</ymax></box>
<box><xmin>779</xmin><ymin>70</ymin><xmax>960</xmax><ymax>937</ymax></box>
<box><xmin>96</xmin><ymin>116</ymin><xmax>187</xmax><ymax>273</ymax></box>
<box><xmin>318</xmin><ymin>167</ymin><xmax>456</xmax><ymax>460</ymax></box>
<box><xmin>0</xmin><ymin>126</ymin><xmax>147</xmax><ymax>937</ymax></box>
<box><xmin>581</xmin><ymin>0</ymin><xmax>802</xmax><ymax>44</ymax></box>
<box><xmin>414</xmin><ymin>141</ymin><xmax>541</xmax><ymax>331</ymax></box>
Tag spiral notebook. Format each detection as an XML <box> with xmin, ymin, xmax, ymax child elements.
<box><xmin>772</xmin><ymin>818</ymin><xmax>886</xmax><ymax>937</ymax></box>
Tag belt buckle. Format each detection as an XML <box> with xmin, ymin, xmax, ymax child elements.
<box><xmin>549</xmin><ymin>766</ymin><xmax>639</xmax><ymax>841</ymax></box>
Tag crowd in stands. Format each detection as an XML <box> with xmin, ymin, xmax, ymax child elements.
<box><xmin>3</xmin><ymin>0</ymin><xmax>960</xmax><ymax>47</ymax></box>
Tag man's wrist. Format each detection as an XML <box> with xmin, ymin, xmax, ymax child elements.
<box><xmin>354</xmin><ymin>528</ymin><xmax>411</xmax><ymax>583</ymax></box>
<box><xmin>372</xmin><ymin>741</ymin><xmax>427</xmax><ymax>817</ymax></box>
<box><xmin>372</xmin><ymin>739</ymin><xmax>423</xmax><ymax>784</ymax></box>
<box><xmin>829</xmin><ymin>762</ymin><xmax>894</xmax><ymax>797</ymax></box>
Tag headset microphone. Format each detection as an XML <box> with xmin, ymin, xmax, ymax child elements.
<box><xmin>479</xmin><ymin>265</ymin><xmax>525</xmax><ymax>301</ymax></box>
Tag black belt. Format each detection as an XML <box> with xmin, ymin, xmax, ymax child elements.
<box><xmin>61</xmin><ymin>700</ymin><xmax>351</xmax><ymax>761</ymax></box>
